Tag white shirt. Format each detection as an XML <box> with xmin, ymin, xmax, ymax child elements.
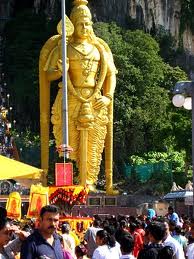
<box><xmin>164</xmin><ymin>234</ymin><xmax>185</xmax><ymax>259</ymax></box>
<box><xmin>62</xmin><ymin>233</ymin><xmax>75</xmax><ymax>253</ymax></box>
<box><xmin>120</xmin><ymin>255</ymin><xmax>135</xmax><ymax>259</ymax></box>
<box><xmin>92</xmin><ymin>244</ymin><xmax>120</xmax><ymax>259</ymax></box>
<box><xmin>112</xmin><ymin>241</ymin><xmax>121</xmax><ymax>258</ymax></box>
<box><xmin>186</xmin><ymin>243</ymin><xmax>194</xmax><ymax>259</ymax></box>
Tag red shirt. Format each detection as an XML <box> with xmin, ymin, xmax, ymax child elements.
<box><xmin>136</xmin><ymin>228</ymin><xmax>145</xmax><ymax>239</ymax></box>
<box><xmin>131</xmin><ymin>231</ymin><xmax>143</xmax><ymax>257</ymax></box>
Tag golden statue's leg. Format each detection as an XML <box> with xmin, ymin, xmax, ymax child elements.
<box><xmin>79</xmin><ymin>129</ymin><xmax>88</xmax><ymax>186</ymax></box>
<box><xmin>105</xmin><ymin>101</ymin><xmax>119</xmax><ymax>195</ymax></box>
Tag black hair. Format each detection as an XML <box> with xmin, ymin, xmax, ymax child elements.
<box><xmin>130</xmin><ymin>222</ymin><xmax>137</xmax><ymax>232</ymax></box>
<box><xmin>120</xmin><ymin>235</ymin><xmax>134</xmax><ymax>254</ymax></box>
<box><xmin>0</xmin><ymin>207</ymin><xmax>7</xmax><ymax>219</ymax></box>
<box><xmin>169</xmin><ymin>220</ymin><xmax>176</xmax><ymax>227</ymax></box>
<box><xmin>96</xmin><ymin>229</ymin><xmax>115</xmax><ymax>248</ymax></box>
<box><xmin>175</xmin><ymin>225</ymin><xmax>182</xmax><ymax>235</ymax></box>
<box><xmin>146</xmin><ymin>222</ymin><xmax>166</xmax><ymax>241</ymax></box>
<box><xmin>168</xmin><ymin>206</ymin><xmax>174</xmax><ymax>212</ymax></box>
<box><xmin>104</xmin><ymin>225</ymin><xmax>116</xmax><ymax>236</ymax></box>
<box><xmin>93</xmin><ymin>219</ymin><xmax>101</xmax><ymax>228</ymax></box>
<box><xmin>135</xmin><ymin>219</ymin><xmax>142</xmax><ymax>228</ymax></box>
<box><xmin>75</xmin><ymin>245</ymin><xmax>87</xmax><ymax>256</ymax></box>
<box><xmin>0</xmin><ymin>218</ymin><xmax>9</xmax><ymax>231</ymax></box>
<box><xmin>40</xmin><ymin>205</ymin><xmax>59</xmax><ymax>218</ymax></box>
<box><xmin>61</xmin><ymin>223</ymin><xmax>70</xmax><ymax>234</ymax></box>
<box><xmin>120</xmin><ymin>220</ymin><xmax>127</xmax><ymax>228</ymax></box>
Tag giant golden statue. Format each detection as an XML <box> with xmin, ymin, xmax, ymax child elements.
<box><xmin>39</xmin><ymin>0</ymin><xmax>117</xmax><ymax>194</ymax></box>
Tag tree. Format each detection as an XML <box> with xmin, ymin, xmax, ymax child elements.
<box><xmin>93</xmin><ymin>22</ymin><xmax>188</xmax><ymax>175</ymax></box>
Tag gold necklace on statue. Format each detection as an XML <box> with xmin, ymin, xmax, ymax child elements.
<box><xmin>70</xmin><ymin>42</ymin><xmax>95</xmax><ymax>56</ymax></box>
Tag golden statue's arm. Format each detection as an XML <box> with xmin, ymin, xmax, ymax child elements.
<box><xmin>39</xmin><ymin>16</ymin><xmax>74</xmax><ymax>184</ymax></box>
<box><xmin>39</xmin><ymin>34</ymin><xmax>62</xmax><ymax>184</ymax></box>
<box><xmin>44</xmin><ymin>45</ymin><xmax>62</xmax><ymax>82</ymax></box>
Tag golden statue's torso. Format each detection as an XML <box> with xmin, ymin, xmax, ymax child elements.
<box><xmin>67</xmin><ymin>42</ymin><xmax>100</xmax><ymax>88</ymax></box>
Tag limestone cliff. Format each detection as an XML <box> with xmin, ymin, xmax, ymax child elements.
<box><xmin>89</xmin><ymin>0</ymin><xmax>194</xmax><ymax>54</ymax></box>
<box><xmin>1</xmin><ymin>0</ymin><xmax>194</xmax><ymax>54</ymax></box>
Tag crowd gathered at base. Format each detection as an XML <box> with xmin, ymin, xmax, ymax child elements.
<box><xmin>0</xmin><ymin>204</ymin><xmax>194</xmax><ymax>259</ymax></box>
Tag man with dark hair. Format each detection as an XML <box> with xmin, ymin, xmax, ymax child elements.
<box><xmin>167</xmin><ymin>206</ymin><xmax>180</xmax><ymax>226</ymax></box>
<box><xmin>20</xmin><ymin>205</ymin><xmax>64</xmax><ymax>259</ymax></box>
<box><xmin>115</xmin><ymin>220</ymin><xmax>130</xmax><ymax>243</ymax></box>
<box><xmin>120</xmin><ymin>235</ymin><xmax>135</xmax><ymax>259</ymax></box>
<box><xmin>137</xmin><ymin>222</ymin><xmax>170</xmax><ymax>259</ymax></box>
<box><xmin>163</xmin><ymin>220</ymin><xmax>185</xmax><ymax>259</ymax></box>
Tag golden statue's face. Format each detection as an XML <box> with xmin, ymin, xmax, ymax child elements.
<box><xmin>74</xmin><ymin>18</ymin><xmax>92</xmax><ymax>39</ymax></box>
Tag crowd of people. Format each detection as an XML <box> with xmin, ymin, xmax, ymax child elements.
<box><xmin>0</xmin><ymin>204</ymin><xmax>194</xmax><ymax>259</ymax></box>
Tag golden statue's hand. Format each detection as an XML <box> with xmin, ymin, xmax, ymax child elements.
<box><xmin>93</xmin><ymin>96</ymin><xmax>111</xmax><ymax>110</ymax></box>
<box><xmin>57</xmin><ymin>58</ymin><xmax>69</xmax><ymax>72</ymax></box>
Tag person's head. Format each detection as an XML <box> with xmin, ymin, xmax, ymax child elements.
<box><xmin>168</xmin><ymin>206</ymin><xmax>174</xmax><ymax>215</ymax></box>
<box><xmin>163</xmin><ymin>220</ymin><xmax>170</xmax><ymax>239</ymax></box>
<box><xmin>93</xmin><ymin>219</ymin><xmax>101</xmax><ymax>228</ymax></box>
<box><xmin>0</xmin><ymin>218</ymin><xmax>11</xmax><ymax>247</ymax></box>
<box><xmin>174</xmin><ymin>225</ymin><xmax>182</xmax><ymax>235</ymax></box>
<box><xmin>96</xmin><ymin>229</ymin><xmax>115</xmax><ymax>248</ymax></box>
<box><xmin>120</xmin><ymin>220</ymin><xmax>127</xmax><ymax>229</ymax></box>
<box><xmin>130</xmin><ymin>222</ymin><xmax>137</xmax><ymax>233</ymax></box>
<box><xmin>104</xmin><ymin>225</ymin><xmax>116</xmax><ymax>236</ymax></box>
<box><xmin>146</xmin><ymin>222</ymin><xmax>166</xmax><ymax>243</ymax></box>
<box><xmin>70</xmin><ymin>0</ymin><xmax>94</xmax><ymax>40</ymax></box>
<box><xmin>135</xmin><ymin>219</ymin><xmax>142</xmax><ymax>229</ymax></box>
<box><xmin>75</xmin><ymin>244</ymin><xmax>87</xmax><ymax>258</ymax></box>
<box><xmin>39</xmin><ymin>205</ymin><xmax>60</xmax><ymax>235</ymax></box>
<box><xmin>61</xmin><ymin>223</ymin><xmax>71</xmax><ymax>234</ymax></box>
<box><xmin>169</xmin><ymin>220</ymin><xmax>176</xmax><ymax>231</ymax></box>
<box><xmin>183</xmin><ymin>219</ymin><xmax>191</xmax><ymax>231</ymax></box>
<box><xmin>120</xmin><ymin>235</ymin><xmax>134</xmax><ymax>255</ymax></box>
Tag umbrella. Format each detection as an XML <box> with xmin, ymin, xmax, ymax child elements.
<box><xmin>0</xmin><ymin>155</ymin><xmax>43</xmax><ymax>180</ymax></box>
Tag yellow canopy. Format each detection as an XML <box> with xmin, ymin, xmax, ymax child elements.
<box><xmin>0</xmin><ymin>155</ymin><xmax>43</xmax><ymax>180</ymax></box>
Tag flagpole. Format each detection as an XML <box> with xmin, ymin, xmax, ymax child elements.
<box><xmin>61</xmin><ymin>0</ymin><xmax>69</xmax><ymax>161</ymax></box>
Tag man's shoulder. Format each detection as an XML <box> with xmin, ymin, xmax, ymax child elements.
<box><xmin>138</xmin><ymin>246</ymin><xmax>160</xmax><ymax>259</ymax></box>
<box><xmin>24</xmin><ymin>230</ymin><xmax>42</xmax><ymax>244</ymax></box>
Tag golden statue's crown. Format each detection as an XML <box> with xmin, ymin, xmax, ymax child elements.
<box><xmin>70</xmin><ymin>0</ymin><xmax>92</xmax><ymax>25</ymax></box>
<box><xmin>73</xmin><ymin>0</ymin><xmax>88</xmax><ymax>6</ymax></box>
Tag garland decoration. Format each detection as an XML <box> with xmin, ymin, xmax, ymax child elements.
<box><xmin>49</xmin><ymin>186</ymin><xmax>89</xmax><ymax>208</ymax></box>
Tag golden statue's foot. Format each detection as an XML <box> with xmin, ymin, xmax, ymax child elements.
<box><xmin>88</xmin><ymin>184</ymin><xmax>97</xmax><ymax>192</ymax></box>
<box><xmin>106</xmin><ymin>187</ymin><xmax>119</xmax><ymax>195</ymax></box>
